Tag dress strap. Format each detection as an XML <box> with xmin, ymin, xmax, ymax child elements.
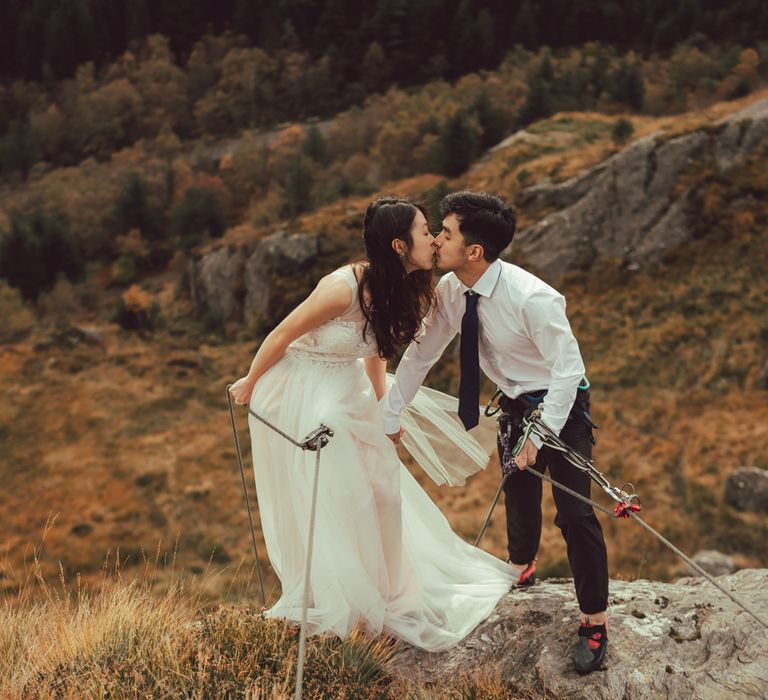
<box><xmin>329</xmin><ymin>265</ymin><xmax>363</xmax><ymax>316</ymax></box>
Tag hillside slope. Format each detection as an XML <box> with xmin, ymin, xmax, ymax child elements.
<box><xmin>1</xmin><ymin>96</ymin><xmax>767</xmax><ymax>606</ymax></box>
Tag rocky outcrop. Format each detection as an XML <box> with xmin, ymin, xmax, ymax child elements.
<box><xmin>688</xmin><ymin>550</ymin><xmax>736</xmax><ymax>577</ymax></box>
<box><xmin>189</xmin><ymin>245</ymin><xmax>245</xmax><ymax>322</ymax></box>
<box><xmin>725</xmin><ymin>467</ymin><xmax>768</xmax><ymax>513</ymax></box>
<box><xmin>513</xmin><ymin>98</ymin><xmax>768</xmax><ymax>278</ymax></box>
<box><xmin>390</xmin><ymin>569</ymin><xmax>768</xmax><ymax>700</ymax></box>
<box><xmin>188</xmin><ymin>231</ymin><xmax>320</xmax><ymax>325</ymax></box>
<box><xmin>244</xmin><ymin>232</ymin><xmax>320</xmax><ymax>325</ymax></box>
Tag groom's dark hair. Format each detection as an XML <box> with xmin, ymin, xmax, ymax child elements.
<box><xmin>440</xmin><ymin>191</ymin><xmax>516</xmax><ymax>262</ymax></box>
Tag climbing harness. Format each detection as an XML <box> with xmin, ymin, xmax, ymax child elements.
<box><xmin>226</xmin><ymin>384</ymin><xmax>334</xmax><ymax>700</ymax></box>
<box><xmin>475</xmin><ymin>407</ymin><xmax>768</xmax><ymax>631</ymax></box>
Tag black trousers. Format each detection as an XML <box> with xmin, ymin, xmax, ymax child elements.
<box><xmin>498</xmin><ymin>390</ymin><xmax>609</xmax><ymax>614</ymax></box>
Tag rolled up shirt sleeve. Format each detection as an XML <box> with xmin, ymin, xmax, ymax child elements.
<box><xmin>382</xmin><ymin>298</ymin><xmax>456</xmax><ymax>434</ymax></box>
<box><xmin>522</xmin><ymin>290</ymin><xmax>585</xmax><ymax>448</ymax></box>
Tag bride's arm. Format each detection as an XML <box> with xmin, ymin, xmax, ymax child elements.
<box><xmin>229</xmin><ymin>275</ymin><xmax>352</xmax><ymax>405</ymax></box>
<box><xmin>364</xmin><ymin>355</ymin><xmax>387</xmax><ymax>401</ymax></box>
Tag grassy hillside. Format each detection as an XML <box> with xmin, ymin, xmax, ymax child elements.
<box><xmin>1</xmin><ymin>93</ymin><xmax>767</xmax><ymax>616</ymax></box>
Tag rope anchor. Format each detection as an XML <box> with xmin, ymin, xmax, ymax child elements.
<box><xmin>518</xmin><ymin>408</ymin><xmax>643</xmax><ymax>515</ymax></box>
<box><xmin>476</xmin><ymin>407</ymin><xmax>768</xmax><ymax>631</ymax></box>
<box><xmin>300</xmin><ymin>425</ymin><xmax>334</xmax><ymax>451</ymax></box>
<box><xmin>226</xmin><ymin>384</ymin><xmax>334</xmax><ymax>700</ymax></box>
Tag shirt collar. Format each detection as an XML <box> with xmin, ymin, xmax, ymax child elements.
<box><xmin>457</xmin><ymin>259</ymin><xmax>502</xmax><ymax>298</ymax></box>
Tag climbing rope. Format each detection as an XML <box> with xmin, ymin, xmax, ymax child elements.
<box><xmin>476</xmin><ymin>408</ymin><xmax>768</xmax><ymax>631</ymax></box>
<box><xmin>226</xmin><ymin>384</ymin><xmax>334</xmax><ymax>700</ymax></box>
<box><xmin>226</xmin><ymin>385</ymin><xmax>267</xmax><ymax>606</ymax></box>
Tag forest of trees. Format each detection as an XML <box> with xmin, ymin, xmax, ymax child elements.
<box><xmin>2</xmin><ymin>34</ymin><xmax>766</xmax><ymax>184</ymax></box>
<box><xmin>3</xmin><ymin>0</ymin><xmax>768</xmax><ymax>85</ymax></box>
<box><xmin>1</xmin><ymin>2</ymin><xmax>768</xmax><ymax>305</ymax></box>
<box><xmin>2</xmin><ymin>37</ymin><xmax>765</xmax><ymax>306</ymax></box>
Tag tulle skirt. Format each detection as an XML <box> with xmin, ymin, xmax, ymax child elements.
<box><xmin>248</xmin><ymin>351</ymin><xmax>512</xmax><ymax>651</ymax></box>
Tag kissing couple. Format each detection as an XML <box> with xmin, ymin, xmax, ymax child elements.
<box><xmin>229</xmin><ymin>191</ymin><xmax>609</xmax><ymax>673</ymax></box>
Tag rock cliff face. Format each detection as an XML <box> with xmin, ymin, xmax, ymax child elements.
<box><xmin>391</xmin><ymin>569</ymin><xmax>768</xmax><ymax>700</ymax></box>
<box><xmin>513</xmin><ymin>98</ymin><xmax>768</xmax><ymax>278</ymax></box>
<box><xmin>189</xmin><ymin>99</ymin><xmax>768</xmax><ymax>327</ymax></box>
<box><xmin>188</xmin><ymin>231</ymin><xmax>320</xmax><ymax>327</ymax></box>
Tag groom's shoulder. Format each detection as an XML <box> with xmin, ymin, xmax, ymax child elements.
<box><xmin>499</xmin><ymin>261</ymin><xmax>563</xmax><ymax>303</ymax></box>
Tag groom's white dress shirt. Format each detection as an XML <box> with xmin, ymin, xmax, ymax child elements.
<box><xmin>382</xmin><ymin>259</ymin><xmax>586</xmax><ymax>449</ymax></box>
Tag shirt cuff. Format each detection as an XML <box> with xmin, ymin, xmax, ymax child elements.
<box><xmin>530</xmin><ymin>433</ymin><xmax>543</xmax><ymax>450</ymax></box>
<box><xmin>383</xmin><ymin>414</ymin><xmax>401</xmax><ymax>434</ymax></box>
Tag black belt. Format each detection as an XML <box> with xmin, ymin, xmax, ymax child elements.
<box><xmin>485</xmin><ymin>378</ymin><xmax>598</xmax><ymax>431</ymax></box>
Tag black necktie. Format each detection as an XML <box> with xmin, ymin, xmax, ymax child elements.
<box><xmin>459</xmin><ymin>290</ymin><xmax>480</xmax><ymax>430</ymax></box>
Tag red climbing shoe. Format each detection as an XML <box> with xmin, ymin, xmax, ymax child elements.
<box><xmin>574</xmin><ymin>620</ymin><xmax>608</xmax><ymax>674</ymax></box>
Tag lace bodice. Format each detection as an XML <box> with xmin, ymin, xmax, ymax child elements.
<box><xmin>286</xmin><ymin>266</ymin><xmax>378</xmax><ymax>366</ymax></box>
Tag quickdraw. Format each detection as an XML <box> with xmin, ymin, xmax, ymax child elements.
<box><xmin>514</xmin><ymin>407</ymin><xmax>642</xmax><ymax>518</ymax></box>
<box><xmin>475</xmin><ymin>404</ymin><xmax>768</xmax><ymax>631</ymax></box>
<box><xmin>226</xmin><ymin>385</ymin><xmax>334</xmax><ymax>700</ymax></box>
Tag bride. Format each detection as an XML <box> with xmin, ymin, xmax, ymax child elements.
<box><xmin>229</xmin><ymin>197</ymin><xmax>513</xmax><ymax>651</ymax></box>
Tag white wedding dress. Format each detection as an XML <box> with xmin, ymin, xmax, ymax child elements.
<box><xmin>247</xmin><ymin>265</ymin><xmax>513</xmax><ymax>651</ymax></box>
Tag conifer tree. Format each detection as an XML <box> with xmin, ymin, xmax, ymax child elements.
<box><xmin>114</xmin><ymin>173</ymin><xmax>161</xmax><ymax>241</ymax></box>
<box><xmin>303</xmin><ymin>124</ymin><xmax>328</xmax><ymax>166</ymax></box>
<box><xmin>608</xmin><ymin>59</ymin><xmax>645</xmax><ymax>110</ymax></box>
<box><xmin>171</xmin><ymin>188</ymin><xmax>225</xmax><ymax>251</ymax></box>
<box><xmin>518</xmin><ymin>72</ymin><xmax>553</xmax><ymax>126</ymax></box>
<box><xmin>0</xmin><ymin>209</ymin><xmax>83</xmax><ymax>300</ymax></box>
<box><xmin>283</xmin><ymin>155</ymin><xmax>314</xmax><ymax>218</ymax></box>
<box><xmin>438</xmin><ymin>111</ymin><xmax>479</xmax><ymax>177</ymax></box>
<box><xmin>512</xmin><ymin>0</ymin><xmax>538</xmax><ymax>49</ymax></box>
<box><xmin>0</xmin><ymin>119</ymin><xmax>41</xmax><ymax>179</ymax></box>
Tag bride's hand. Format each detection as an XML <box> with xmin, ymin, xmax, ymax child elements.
<box><xmin>229</xmin><ymin>377</ymin><xmax>254</xmax><ymax>406</ymax></box>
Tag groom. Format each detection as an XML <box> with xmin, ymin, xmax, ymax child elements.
<box><xmin>383</xmin><ymin>191</ymin><xmax>609</xmax><ymax>674</ymax></box>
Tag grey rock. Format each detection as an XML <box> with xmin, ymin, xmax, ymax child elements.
<box><xmin>389</xmin><ymin>570</ymin><xmax>768</xmax><ymax>700</ymax></box>
<box><xmin>50</xmin><ymin>324</ymin><xmax>106</xmax><ymax>348</ymax></box>
<box><xmin>243</xmin><ymin>247</ymin><xmax>270</xmax><ymax>325</ymax></box>
<box><xmin>190</xmin><ymin>231</ymin><xmax>320</xmax><ymax>326</ymax></box>
<box><xmin>243</xmin><ymin>231</ymin><xmax>320</xmax><ymax>326</ymax></box>
<box><xmin>725</xmin><ymin>467</ymin><xmax>768</xmax><ymax>513</ymax></box>
<box><xmin>188</xmin><ymin>245</ymin><xmax>245</xmax><ymax>321</ymax></box>
<box><xmin>260</xmin><ymin>230</ymin><xmax>320</xmax><ymax>270</ymax></box>
<box><xmin>513</xmin><ymin>98</ymin><xmax>768</xmax><ymax>279</ymax></box>
<box><xmin>714</xmin><ymin>99</ymin><xmax>768</xmax><ymax>170</ymax></box>
<box><xmin>71</xmin><ymin>324</ymin><xmax>105</xmax><ymax>346</ymax></box>
<box><xmin>688</xmin><ymin>550</ymin><xmax>736</xmax><ymax>577</ymax></box>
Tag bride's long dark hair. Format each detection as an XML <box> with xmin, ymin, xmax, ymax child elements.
<box><xmin>358</xmin><ymin>197</ymin><xmax>436</xmax><ymax>360</ymax></box>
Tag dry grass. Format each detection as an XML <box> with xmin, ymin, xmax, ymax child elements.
<box><xmin>1</xmin><ymin>137</ymin><xmax>766</xmax><ymax>601</ymax></box>
<box><xmin>1</xmin><ymin>546</ymin><xmax>536</xmax><ymax>699</ymax></box>
<box><xmin>1</xmin><ymin>95</ymin><xmax>767</xmax><ymax>698</ymax></box>
<box><xmin>465</xmin><ymin>88</ymin><xmax>768</xmax><ymax>214</ymax></box>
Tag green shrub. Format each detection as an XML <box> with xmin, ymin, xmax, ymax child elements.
<box><xmin>611</xmin><ymin>118</ymin><xmax>635</xmax><ymax>145</ymax></box>
<box><xmin>113</xmin><ymin>285</ymin><xmax>160</xmax><ymax>331</ymax></box>
<box><xmin>113</xmin><ymin>173</ymin><xmax>163</xmax><ymax>241</ymax></box>
<box><xmin>111</xmin><ymin>255</ymin><xmax>137</xmax><ymax>285</ymax></box>
<box><xmin>170</xmin><ymin>188</ymin><xmax>226</xmax><ymax>251</ymax></box>
<box><xmin>0</xmin><ymin>279</ymin><xmax>36</xmax><ymax>341</ymax></box>
<box><xmin>0</xmin><ymin>209</ymin><xmax>84</xmax><ymax>301</ymax></box>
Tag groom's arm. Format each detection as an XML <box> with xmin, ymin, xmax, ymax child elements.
<box><xmin>382</xmin><ymin>298</ymin><xmax>456</xmax><ymax>435</ymax></box>
<box><xmin>522</xmin><ymin>289</ymin><xmax>586</xmax><ymax>448</ymax></box>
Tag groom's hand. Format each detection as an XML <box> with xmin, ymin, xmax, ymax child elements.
<box><xmin>387</xmin><ymin>428</ymin><xmax>405</xmax><ymax>445</ymax></box>
<box><xmin>514</xmin><ymin>438</ymin><xmax>538</xmax><ymax>470</ymax></box>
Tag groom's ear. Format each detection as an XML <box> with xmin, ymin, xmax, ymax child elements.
<box><xmin>466</xmin><ymin>243</ymin><xmax>485</xmax><ymax>262</ymax></box>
